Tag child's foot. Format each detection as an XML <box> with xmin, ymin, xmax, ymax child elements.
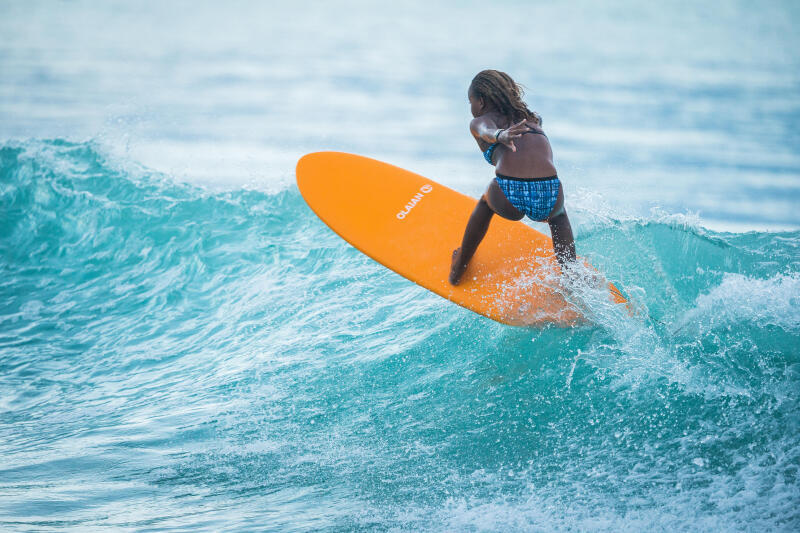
<box><xmin>449</xmin><ymin>247</ymin><xmax>467</xmax><ymax>285</ymax></box>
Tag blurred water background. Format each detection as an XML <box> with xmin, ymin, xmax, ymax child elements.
<box><xmin>1</xmin><ymin>0</ymin><xmax>799</xmax><ymax>531</ymax></box>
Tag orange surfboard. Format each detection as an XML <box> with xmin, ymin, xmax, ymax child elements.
<box><xmin>296</xmin><ymin>152</ymin><xmax>626</xmax><ymax>326</ymax></box>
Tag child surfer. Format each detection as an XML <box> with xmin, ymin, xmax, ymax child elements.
<box><xmin>449</xmin><ymin>70</ymin><xmax>576</xmax><ymax>285</ymax></box>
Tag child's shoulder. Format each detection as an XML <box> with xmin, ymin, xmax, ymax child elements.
<box><xmin>469</xmin><ymin>113</ymin><xmax>503</xmax><ymax>133</ymax></box>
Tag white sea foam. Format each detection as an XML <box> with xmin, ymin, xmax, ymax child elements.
<box><xmin>680</xmin><ymin>272</ymin><xmax>800</xmax><ymax>333</ymax></box>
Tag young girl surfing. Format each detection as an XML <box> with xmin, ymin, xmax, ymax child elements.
<box><xmin>449</xmin><ymin>70</ymin><xmax>576</xmax><ymax>285</ymax></box>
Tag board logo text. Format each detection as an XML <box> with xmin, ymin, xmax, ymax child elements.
<box><xmin>396</xmin><ymin>184</ymin><xmax>433</xmax><ymax>220</ymax></box>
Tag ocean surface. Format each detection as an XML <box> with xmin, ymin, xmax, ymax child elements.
<box><xmin>1</xmin><ymin>1</ymin><xmax>799</xmax><ymax>531</ymax></box>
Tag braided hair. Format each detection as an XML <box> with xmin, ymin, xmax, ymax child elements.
<box><xmin>469</xmin><ymin>70</ymin><xmax>541</xmax><ymax>125</ymax></box>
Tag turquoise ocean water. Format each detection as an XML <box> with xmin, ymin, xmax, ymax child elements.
<box><xmin>2</xmin><ymin>1</ymin><xmax>800</xmax><ymax>531</ymax></box>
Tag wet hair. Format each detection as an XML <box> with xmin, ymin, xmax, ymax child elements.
<box><xmin>469</xmin><ymin>70</ymin><xmax>540</xmax><ymax>125</ymax></box>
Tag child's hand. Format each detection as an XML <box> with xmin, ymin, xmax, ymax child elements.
<box><xmin>498</xmin><ymin>118</ymin><xmax>532</xmax><ymax>152</ymax></box>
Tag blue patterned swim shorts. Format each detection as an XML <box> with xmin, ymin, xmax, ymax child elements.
<box><xmin>494</xmin><ymin>174</ymin><xmax>560</xmax><ymax>221</ymax></box>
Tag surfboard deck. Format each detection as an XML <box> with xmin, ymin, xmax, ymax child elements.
<box><xmin>296</xmin><ymin>152</ymin><xmax>626</xmax><ymax>326</ymax></box>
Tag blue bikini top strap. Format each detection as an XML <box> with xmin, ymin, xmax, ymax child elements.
<box><xmin>524</xmin><ymin>127</ymin><xmax>546</xmax><ymax>137</ymax></box>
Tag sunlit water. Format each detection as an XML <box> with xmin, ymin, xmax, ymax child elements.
<box><xmin>1</xmin><ymin>1</ymin><xmax>799</xmax><ymax>531</ymax></box>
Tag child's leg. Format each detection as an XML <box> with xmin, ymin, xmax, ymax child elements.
<box><xmin>546</xmin><ymin>187</ymin><xmax>576</xmax><ymax>267</ymax></box>
<box><xmin>450</xmin><ymin>181</ymin><xmax>525</xmax><ymax>285</ymax></box>
<box><xmin>449</xmin><ymin>195</ymin><xmax>494</xmax><ymax>285</ymax></box>
<box><xmin>548</xmin><ymin>209</ymin><xmax>576</xmax><ymax>267</ymax></box>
